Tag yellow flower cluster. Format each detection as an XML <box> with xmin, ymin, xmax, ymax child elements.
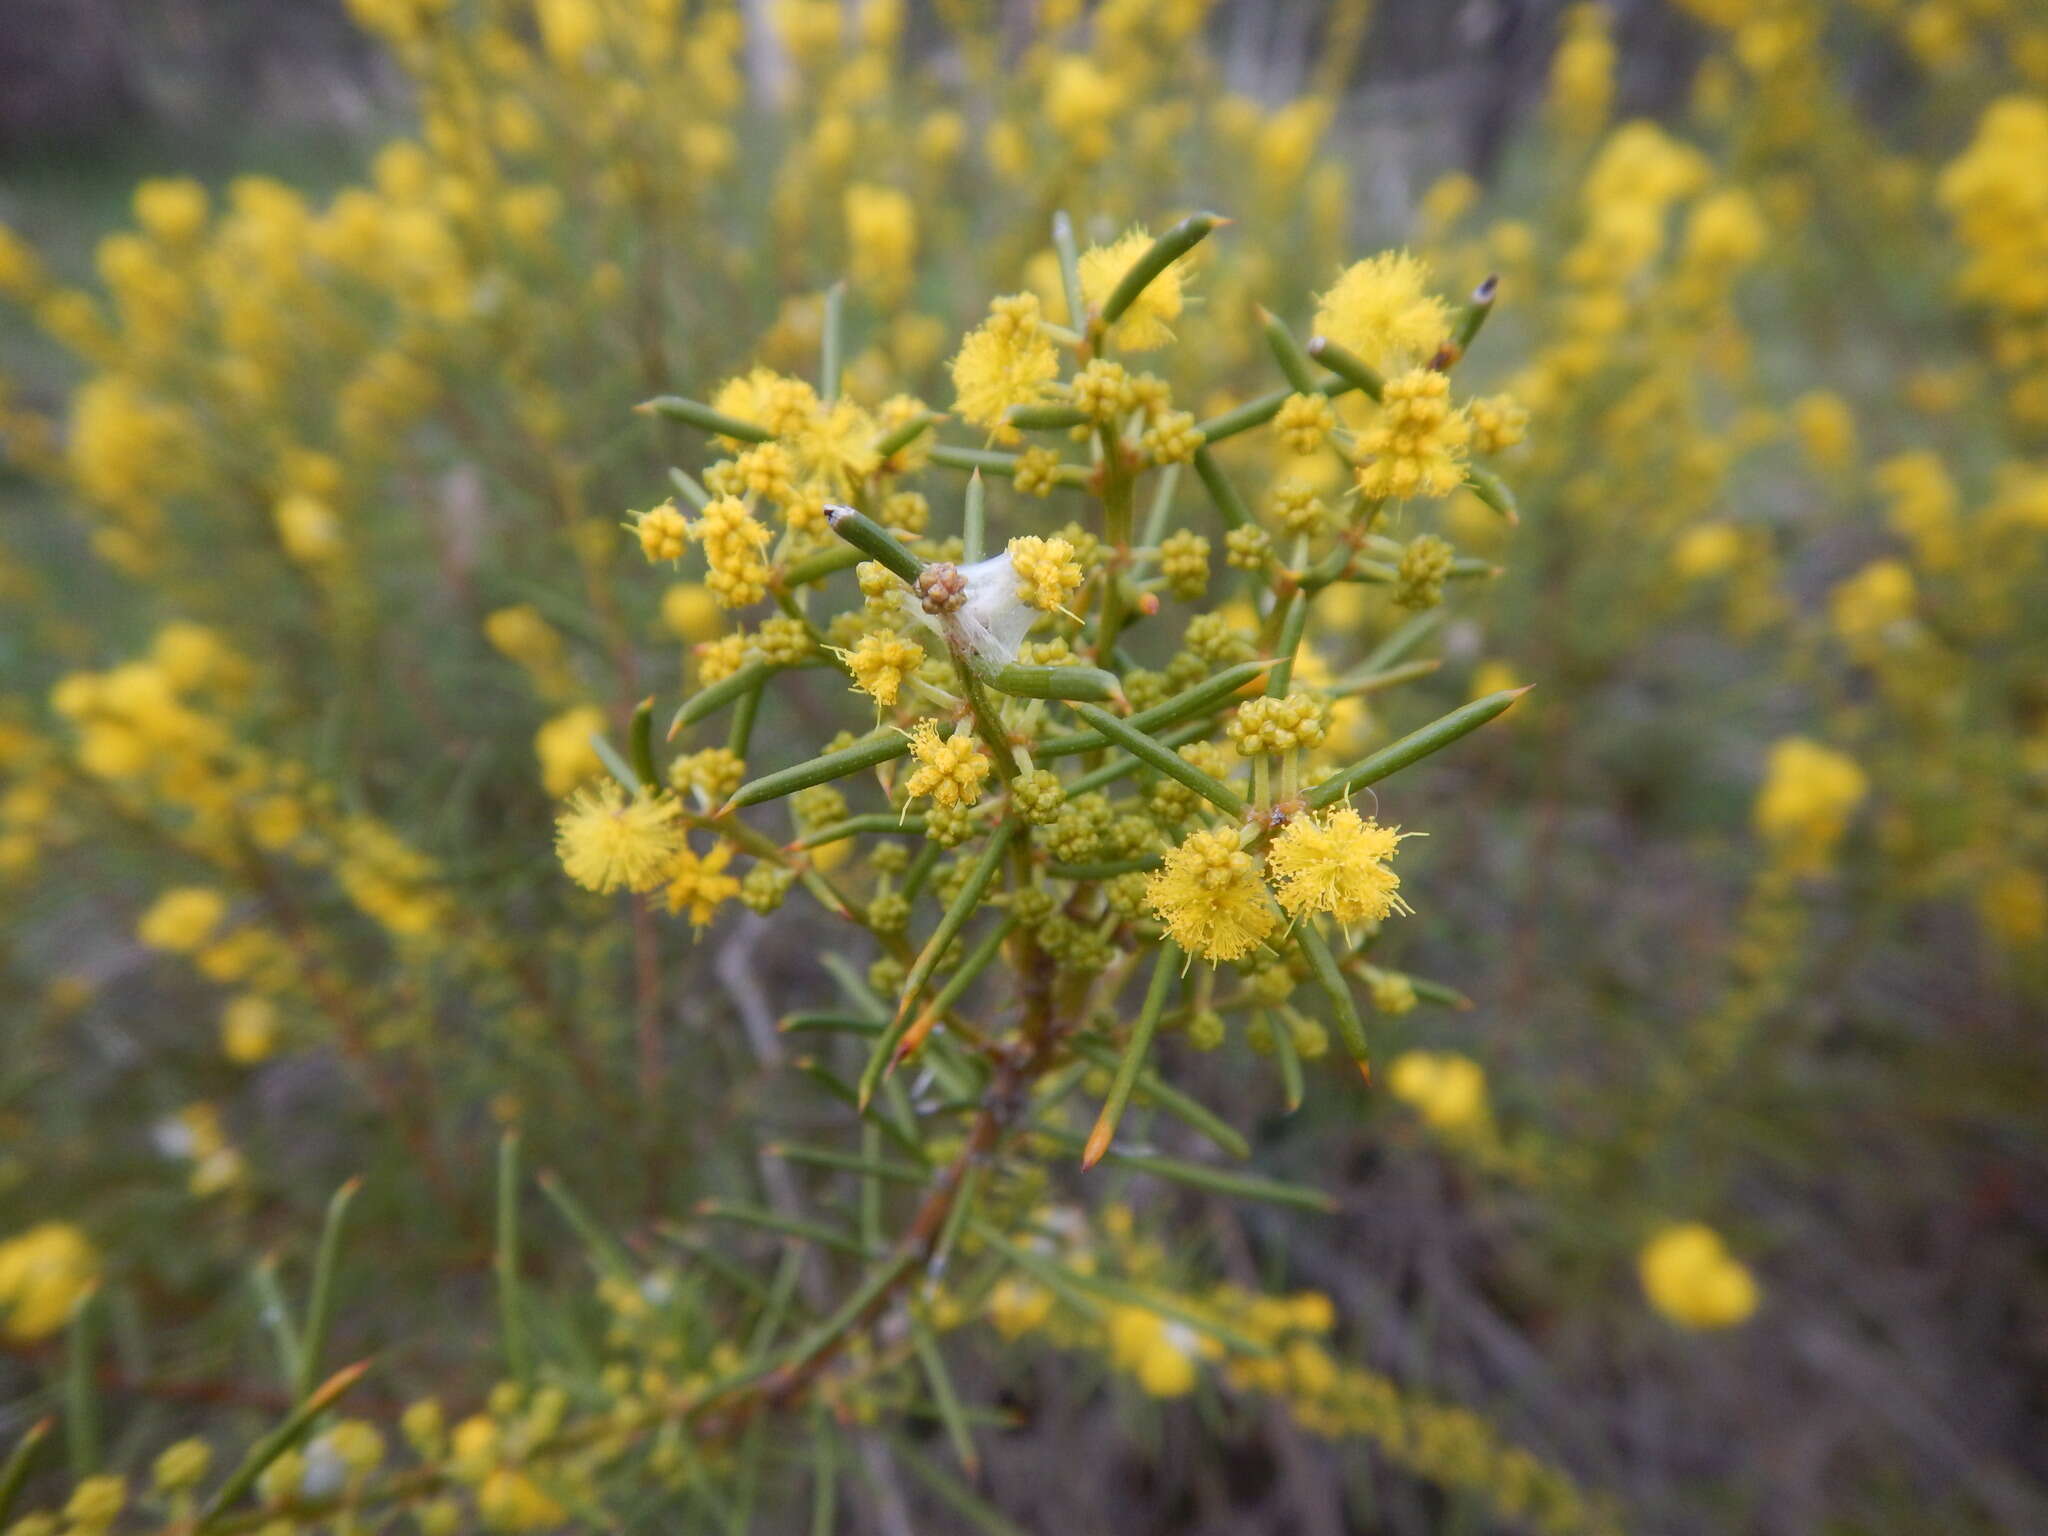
<box><xmin>1753</xmin><ymin>737</ymin><xmax>1868</xmax><ymax>874</ymax></box>
<box><xmin>1267</xmin><ymin>807</ymin><xmax>1412</xmax><ymax>925</ymax></box>
<box><xmin>1638</xmin><ymin>1222</ymin><xmax>1760</xmax><ymax>1330</ymax></box>
<box><xmin>1354</xmin><ymin>369</ymin><xmax>1473</xmax><ymax>501</ymax></box>
<box><xmin>843</xmin><ymin>629</ymin><xmax>925</xmax><ymax>709</ymax></box>
<box><xmin>555</xmin><ymin>783</ymin><xmax>687</xmax><ymax>895</ymax></box>
<box><xmin>1079</xmin><ymin>225</ymin><xmax>1188</xmax><ymax>350</ymax></box>
<box><xmin>1007</xmin><ymin>534</ymin><xmax>1086</xmax><ymax>611</ymax></box>
<box><xmin>690</xmin><ymin>496</ymin><xmax>774</xmax><ymax>608</ymax></box>
<box><xmin>951</xmin><ymin>293</ymin><xmax>1061</xmax><ymax>437</ymax></box>
<box><xmin>904</xmin><ymin>720</ymin><xmax>992</xmax><ymax>808</ymax></box>
<box><xmin>0</xmin><ymin>1222</ymin><xmax>99</xmax><ymax>1342</ymax></box>
<box><xmin>1388</xmin><ymin>1049</ymin><xmax>1489</xmax><ymax>1135</ymax></box>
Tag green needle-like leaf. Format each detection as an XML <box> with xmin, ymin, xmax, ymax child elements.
<box><xmin>639</xmin><ymin>395</ymin><xmax>774</xmax><ymax>442</ymax></box>
<box><xmin>1305</xmin><ymin>687</ymin><xmax>1528</xmax><ymax>809</ymax></box>
<box><xmin>1082</xmin><ymin>942</ymin><xmax>1181</xmax><ymax>1168</ymax></box>
<box><xmin>296</xmin><ymin>1175</ymin><xmax>361</xmax><ymax>1403</ymax></box>
<box><xmin>725</xmin><ymin>730</ymin><xmax>911</xmax><ymax>811</ymax></box>
<box><xmin>1069</xmin><ymin>703</ymin><xmax>1246</xmax><ymax>817</ymax></box>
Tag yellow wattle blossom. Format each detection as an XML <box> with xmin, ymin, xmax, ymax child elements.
<box><xmin>664</xmin><ymin>838</ymin><xmax>740</xmax><ymax>927</ymax></box>
<box><xmin>1467</xmin><ymin>393</ymin><xmax>1529</xmax><ymax>455</ymax></box>
<box><xmin>1353</xmin><ymin>369</ymin><xmax>1472</xmax><ymax>501</ymax></box>
<box><xmin>152</xmin><ymin>1438</ymin><xmax>212</xmax><ymax>1494</ymax></box>
<box><xmin>1146</xmin><ymin>826</ymin><xmax>1276</xmax><ymax>963</ymax></box>
<box><xmin>1790</xmin><ymin>390</ymin><xmax>1857</xmax><ymax>475</ymax></box>
<box><xmin>793</xmin><ymin>397</ymin><xmax>881</xmax><ymax>494</ymax></box>
<box><xmin>477</xmin><ymin>1468</ymin><xmax>566</xmax><ymax>1532</ymax></box>
<box><xmin>275</xmin><ymin>492</ymin><xmax>345</xmax><ymax>566</ymax></box>
<box><xmin>1638</xmin><ymin>1222</ymin><xmax>1759</xmax><ymax>1330</ymax></box>
<box><xmin>138</xmin><ymin>886</ymin><xmax>228</xmax><ymax>953</ymax></box>
<box><xmin>843</xmin><ymin>183</ymin><xmax>916</xmax><ymax>301</ymax></box>
<box><xmin>1267</xmin><ymin>807</ymin><xmax>1412</xmax><ymax>925</ymax></box>
<box><xmin>1874</xmin><ymin>450</ymin><xmax>1962</xmax><ymax>570</ymax></box>
<box><xmin>1006</xmin><ymin>534</ymin><xmax>1084</xmax><ymax>611</ymax></box>
<box><xmin>219</xmin><ymin>994</ymin><xmax>281</xmax><ymax>1064</ymax></box>
<box><xmin>535</xmin><ymin>705</ymin><xmax>607</xmax><ymax>798</ymax></box>
<box><xmin>987</xmin><ymin>1277</ymin><xmax>1053</xmax><ymax>1339</ymax></box>
<box><xmin>690</xmin><ymin>495</ymin><xmax>773</xmax><ymax>608</ymax></box>
<box><xmin>555</xmin><ymin>782</ymin><xmax>686</xmax><ymax>895</ymax></box>
<box><xmin>1106</xmin><ymin>1304</ymin><xmax>1214</xmax><ymax>1397</ymax></box>
<box><xmin>1080</xmin><ymin>226</ymin><xmax>1187</xmax><ymax>351</ymax></box>
<box><xmin>1549</xmin><ymin>1</ymin><xmax>1616</xmax><ymax>134</ymax></box>
<box><xmin>950</xmin><ymin>293</ymin><xmax>1060</xmax><ymax>438</ymax></box>
<box><xmin>63</xmin><ymin>1474</ymin><xmax>126</xmax><ymax>1532</ymax></box>
<box><xmin>1388</xmin><ymin>1050</ymin><xmax>1489</xmax><ymax>1135</ymax></box>
<box><xmin>1754</xmin><ymin>737</ymin><xmax>1868</xmax><ymax>874</ymax></box>
<box><xmin>843</xmin><ymin>630</ymin><xmax>924</xmax><ymax>709</ymax></box>
<box><xmin>1672</xmin><ymin>521</ymin><xmax>1745</xmax><ymax>581</ymax></box>
<box><xmin>1274</xmin><ymin>391</ymin><xmax>1336</xmax><ymax>455</ymax></box>
<box><xmin>1312</xmin><ymin>251</ymin><xmax>1450</xmax><ymax>374</ymax></box>
<box><xmin>0</xmin><ymin>1221</ymin><xmax>100</xmax><ymax>1341</ymax></box>
<box><xmin>1978</xmin><ymin>867</ymin><xmax>2048</xmax><ymax>951</ymax></box>
<box><xmin>632</xmin><ymin>500</ymin><xmax>690</xmax><ymax>563</ymax></box>
<box><xmin>904</xmin><ymin>721</ymin><xmax>991</xmax><ymax>808</ymax></box>
<box><xmin>661</xmin><ymin>583</ymin><xmax>723</xmax><ymax>643</ymax></box>
<box><xmin>1828</xmin><ymin>559</ymin><xmax>1916</xmax><ymax>657</ymax></box>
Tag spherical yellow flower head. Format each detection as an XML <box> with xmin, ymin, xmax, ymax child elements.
<box><xmin>843</xmin><ymin>629</ymin><xmax>925</xmax><ymax>710</ymax></box>
<box><xmin>1828</xmin><ymin>559</ymin><xmax>1916</xmax><ymax>657</ymax></box>
<box><xmin>1395</xmin><ymin>533</ymin><xmax>1457</xmax><ymax>610</ymax></box>
<box><xmin>1671</xmin><ymin>521</ymin><xmax>1745</xmax><ymax>582</ymax></box>
<box><xmin>534</xmin><ymin>704</ymin><xmax>605</xmax><ymax>797</ymax></box>
<box><xmin>664</xmin><ymin>838</ymin><xmax>740</xmax><ymax>927</ymax></box>
<box><xmin>1312</xmin><ymin>251</ymin><xmax>1451</xmax><ymax>375</ymax></box>
<box><xmin>1980</xmin><ymin>867</ymin><xmax>2048</xmax><ymax>951</ymax></box>
<box><xmin>153</xmin><ymin>1437</ymin><xmax>213</xmax><ymax>1495</ymax></box>
<box><xmin>1354</xmin><ymin>370</ymin><xmax>1472</xmax><ymax>501</ymax></box>
<box><xmin>1274</xmin><ymin>392</ymin><xmax>1337</xmax><ymax>456</ymax></box>
<box><xmin>0</xmin><ymin>1221</ymin><xmax>99</xmax><ymax>1342</ymax></box>
<box><xmin>1638</xmin><ymin>1222</ymin><xmax>1759</xmax><ymax>1330</ymax></box>
<box><xmin>1267</xmin><ymin>806</ymin><xmax>1413</xmax><ymax>926</ymax></box>
<box><xmin>904</xmin><ymin>720</ymin><xmax>991</xmax><ymax>808</ymax></box>
<box><xmin>1147</xmin><ymin>826</ymin><xmax>1277</xmax><ymax>963</ymax></box>
<box><xmin>795</xmin><ymin>397</ymin><xmax>880</xmax><ymax>494</ymax></box>
<box><xmin>1226</xmin><ymin>692</ymin><xmax>1328</xmax><ymax>757</ymax></box>
<box><xmin>1387</xmin><ymin>1049</ymin><xmax>1488</xmax><ymax>1134</ymax></box>
<box><xmin>1141</xmin><ymin>408</ymin><xmax>1203</xmax><ymax>465</ymax></box>
<box><xmin>844</xmin><ymin>182</ymin><xmax>917</xmax><ymax>300</ymax></box>
<box><xmin>690</xmin><ymin>495</ymin><xmax>772</xmax><ymax>608</ymax></box>
<box><xmin>1548</xmin><ymin>1</ymin><xmax>1616</xmax><ymax>135</ymax></box>
<box><xmin>694</xmin><ymin>633</ymin><xmax>750</xmax><ymax>686</ymax></box>
<box><xmin>661</xmin><ymin>583</ymin><xmax>723</xmax><ymax>643</ymax></box>
<box><xmin>555</xmin><ymin>781</ymin><xmax>686</xmax><ymax>895</ymax></box>
<box><xmin>134</xmin><ymin>177</ymin><xmax>210</xmax><ymax>247</ymax></box>
<box><xmin>1007</xmin><ymin>535</ymin><xmax>1085</xmax><ymax>612</ymax></box>
<box><xmin>1875</xmin><ymin>450</ymin><xmax>1963</xmax><ymax>569</ymax></box>
<box><xmin>1080</xmin><ymin>227</ymin><xmax>1186</xmax><ymax>352</ymax></box>
<box><xmin>219</xmin><ymin>993</ymin><xmax>281</xmax><ymax>1064</ymax></box>
<box><xmin>668</xmin><ymin>746</ymin><xmax>746</xmax><ymax>803</ymax></box>
<box><xmin>64</xmin><ymin>1473</ymin><xmax>127</xmax><ymax>1531</ymax></box>
<box><xmin>950</xmin><ymin>292</ymin><xmax>1060</xmax><ymax>439</ymax></box>
<box><xmin>632</xmin><ymin>500</ymin><xmax>689</xmax><ymax>563</ymax></box>
<box><xmin>275</xmin><ymin>492</ymin><xmax>345</xmax><ymax>565</ymax></box>
<box><xmin>1753</xmin><ymin>737</ymin><xmax>1868</xmax><ymax>873</ymax></box>
<box><xmin>1467</xmin><ymin>393</ymin><xmax>1529</xmax><ymax>455</ymax></box>
<box><xmin>1069</xmin><ymin>358</ymin><xmax>1135</xmax><ymax>421</ymax></box>
<box><xmin>1106</xmin><ymin>1304</ymin><xmax>1214</xmax><ymax>1397</ymax></box>
<box><xmin>477</xmin><ymin>1467</ymin><xmax>567</xmax><ymax>1532</ymax></box>
<box><xmin>727</xmin><ymin>441</ymin><xmax>794</xmax><ymax>503</ymax></box>
<box><xmin>138</xmin><ymin>886</ymin><xmax>228</xmax><ymax>952</ymax></box>
<box><xmin>986</xmin><ymin>1277</ymin><xmax>1054</xmax><ymax>1339</ymax></box>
